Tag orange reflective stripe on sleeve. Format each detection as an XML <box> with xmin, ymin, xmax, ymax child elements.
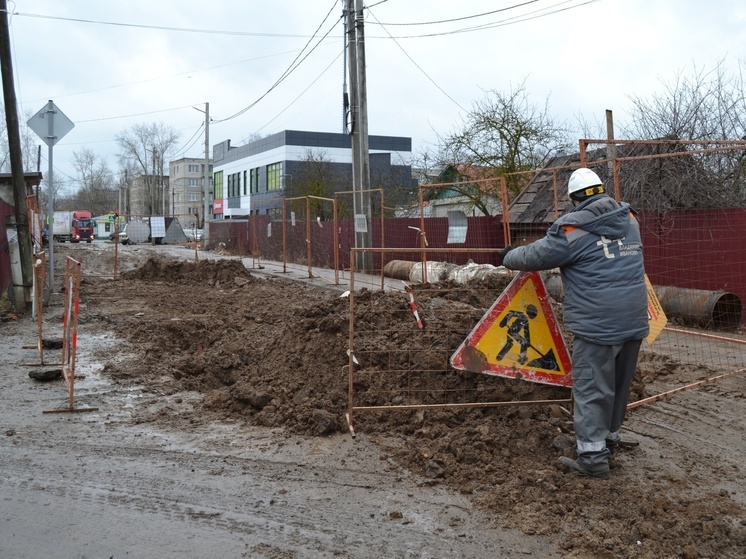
<box><xmin>562</xmin><ymin>224</ymin><xmax>590</xmax><ymax>243</ymax></box>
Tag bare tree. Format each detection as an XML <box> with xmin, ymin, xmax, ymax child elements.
<box><xmin>624</xmin><ymin>59</ymin><xmax>746</xmax><ymax>141</ymax></box>
<box><xmin>287</xmin><ymin>149</ymin><xmax>347</xmax><ymax>219</ymax></box>
<box><xmin>0</xmin><ymin>106</ymin><xmax>39</xmax><ymax>173</ymax></box>
<box><xmin>430</xmin><ymin>81</ymin><xmax>572</xmax><ymax>208</ymax></box>
<box><xmin>369</xmin><ymin>153</ymin><xmax>416</xmax><ymax>217</ymax></box>
<box><xmin>620</xmin><ymin>59</ymin><xmax>746</xmax><ymax>210</ymax></box>
<box><xmin>70</xmin><ymin>148</ymin><xmax>117</xmax><ymax>215</ymax></box>
<box><xmin>116</xmin><ymin>122</ymin><xmax>180</xmax><ymax>215</ymax></box>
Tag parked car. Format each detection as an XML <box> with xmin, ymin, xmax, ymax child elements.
<box><xmin>119</xmin><ymin>221</ymin><xmax>150</xmax><ymax>245</ymax></box>
<box><xmin>185</xmin><ymin>229</ymin><xmax>204</xmax><ymax>242</ymax></box>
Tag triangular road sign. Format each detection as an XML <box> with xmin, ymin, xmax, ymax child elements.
<box><xmin>451</xmin><ymin>271</ymin><xmax>572</xmax><ymax>387</ymax></box>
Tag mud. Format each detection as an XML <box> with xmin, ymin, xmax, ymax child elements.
<box><xmin>2</xmin><ymin>241</ymin><xmax>744</xmax><ymax>558</ymax></box>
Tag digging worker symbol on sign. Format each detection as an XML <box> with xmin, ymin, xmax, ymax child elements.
<box><xmin>496</xmin><ymin>304</ymin><xmax>539</xmax><ymax>365</ymax></box>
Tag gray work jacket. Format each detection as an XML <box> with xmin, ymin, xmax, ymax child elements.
<box><xmin>502</xmin><ymin>195</ymin><xmax>649</xmax><ymax>345</ymax></box>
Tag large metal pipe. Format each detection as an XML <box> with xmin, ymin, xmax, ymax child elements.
<box><xmin>653</xmin><ymin>285</ymin><xmax>742</xmax><ymax>330</ymax></box>
<box><xmin>542</xmin><ymin>273</ymin><xmax>743</xmax><ymax>331</ymax></box>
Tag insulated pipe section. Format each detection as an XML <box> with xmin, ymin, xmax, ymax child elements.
<box><xmin>542</xmin><ymin>273</ymin><xmax>743</xmax><ymax>331</ymax></box>
<box><xmin>653</xmin><ymin>286</ymin><xmax>743</xmax><ymax>331</ymax></box>
<box><xmin>383</xmin><ymin>260</ymin><xmax>416</xmax><ymax>281</ymax></box>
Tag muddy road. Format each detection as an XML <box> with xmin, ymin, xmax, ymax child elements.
<box><xmin>1</xmin><ymin>241</ymin><xmax>743</xmax><ymax>558</ymax></box>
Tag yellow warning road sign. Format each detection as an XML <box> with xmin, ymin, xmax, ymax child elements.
<box><xmin>451</xmin><ymin>272</ymin><xmax>572</xmax><ymax>387</ymax></box>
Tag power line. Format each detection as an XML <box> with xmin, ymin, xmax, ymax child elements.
<box><xmin>370</xmin><ymin>0</ymin><xmax>541</xmax><ymax>26</ymax></box>
<box><xmin>368</xmin><ymin>0</ymin><xmax>603</xmax><ymax>39</ymax></box>
<box><xmin>4</xmin><ymin>8</ymin><xmax>318</xmax><ymax>39</ymax></box>
<box><xmin>15</xmin><ymin>0</ymin><xmax>605</xmax><ymax>179</ymax></box>
<box><xmin>249</xmin><ymin>48</ymin><xmax>345</xmax><ymax>140</ymax></box>
<box><xmin>213</xmin><ymin>0</ymin><xmax>341</xmax><ymax>124</ymax></box>
<box><xmin>6</xmin><ymin>1</ymin><xmax>601</xmax><ymax>41</ymax></box>
<box><xmin>171</xmin><ymin>122</ymin><xmax>206</xmax><ymax>159</ymax></box>
<box><xmin>20</xmin><ymin>48</ymin><xmax>304</xmax><ymax>106</ymax></box>
<box><xmin>13</xmin><ymin>1</ymin><xmax>601</xmax><ymax>128</ymax></box>
<box><xmin>366</xmin><ymin>7</ymin><xmax>467</xmax><ymax>113</ymax></box>
<box><xmin>78</xmin><ymin>104</ymin><xmax>196</xmax><ymax>123</ymax></box>
<box><xmin>451</xmin><ymin>0</ymin><xmax>601</xmax><ymax>33</ymax></box>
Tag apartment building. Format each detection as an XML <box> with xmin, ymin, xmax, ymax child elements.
<box><xmin>169</xmin><ymin>157</ymin><xmax>213</xmax><ymax>226</ymax></box>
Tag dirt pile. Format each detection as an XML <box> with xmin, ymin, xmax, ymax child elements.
<box><xmin>79</xmin><ymin>254</ymin><xmax>744</xmax><ymax>559</ymax></box>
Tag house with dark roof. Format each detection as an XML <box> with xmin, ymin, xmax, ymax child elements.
<box><xmin>415</xmin><ymin>164</ymin><xmax>502</xmax><ymax>218</ymax></box>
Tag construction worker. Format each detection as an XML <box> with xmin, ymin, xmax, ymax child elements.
<box><xmin>501</xmin><ymin>167</ymin><xmax>649</xmax><ymax>479</ymax></box>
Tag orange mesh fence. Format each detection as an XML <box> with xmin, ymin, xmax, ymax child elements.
<box><xmin>280</xmin><ymin>195</ymin><xmax>337</xmax><ymax>278</ymax></box>
<box><xmin>44</xmin><ymin>257</ymin><xmax>97</xmax><ymax>413</ymax></box>
<box><xmin>238</xmin><ymin>197</ymin><xmax>286</xmax><ymax>266</ymax></box>
<box><xmin>334</xmin><ymin>189</ymin><xmax>385</xmax><ymax>276</ymax></box>
<box><xmin>21</xmin><ymin>250</ymin><xmax>48</xmax><ymax>366</ymax></box>
<box><xmin>345</xmin><ymin>247</ymin><xmax>572</xmax><ymax>434</ymax></box>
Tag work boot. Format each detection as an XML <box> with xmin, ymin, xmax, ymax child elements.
<box><xmin>606</xmin><ymin>439</ymin><xmax>617</xmax><ymax>458</ymax></box>
<box><xmin>559</xmin><ymin>456</ymin><xmax>609</xmax><ymax>479</ymax></box>
<box><xmin>606</xmin><ymin>439</ymin><xmax>639</xmax><ymax>457</ymax></box>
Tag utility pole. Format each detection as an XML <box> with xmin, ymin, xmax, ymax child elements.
<box><xmin>203</xmin><ymin>102</ymin><xmax>210</xmax><ymax>232</ymax></box>
<box><xmin>152</xmin><ymin>148</ymin><xmax>157</xmax><ymax>215</ymax></box>
<box><xmin>345</xmin><ymin>0</ymin><xmax>372</xmax><ymax>271</ymax></box>
<box><xmin>345</xmin><ymin>2</ymin><xmax>359</xmax><ymax>194</ymax></box>
<box><xmin>124</xmin><ymin>169</ymin><xmax>129</xmax><ymax>220</ymax></box>
<box><xmin>342</xmin><ymin>0</ymin><xmax>348</xmax><ymax>134</ymax></box>
<box><xmin>606</xmin><ymin>109</ymin><xmax>617</xmax><ymax>193</ymax></box>
<box><xmin>0</xmin><ymin>0</ymin><xmax>33</xmax><ymax>311</ymax></box>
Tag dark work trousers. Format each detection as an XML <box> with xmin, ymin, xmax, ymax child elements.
<box><xmin>570</xmin><ymin>337</ymin><xmax>643</xmax><ymax>468</ymax></box>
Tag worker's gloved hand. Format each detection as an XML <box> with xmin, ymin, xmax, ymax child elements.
<box><xmin>500</xmin><ymin>245</ymin><xmax>513</xmax><ymax>262</ymax></box>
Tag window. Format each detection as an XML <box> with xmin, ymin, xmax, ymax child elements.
<box><xmin>213</xmin><ymin>171</ymin><xmax>223</xmax><ymax>200</ymax></box>
<box><xmin>267</xmin><ymin>163</ymin><xmax>282</xmax><ymax>191</ymax></box>
<box><xmin>188</xmin><ymin>193</ymin><xmax>199</xmax><ymax>202</ymax></box>
<box><xmin>243</xmin><ymin>171</ymin><xmax>248</xmax><ymax>196</ymax></box>
<box><xmin>188</xmin><ymin>178</ymin><xmax>200</xmax><ymax>187</ymax></box>
<box><xmin>188</xmin><ymin>164</ymin><xmax>200</xmax><ymax>173</ymax></box>
<box><xmin>250</xmin><ymin>168</ymin><xmax>260</xmax><ymax>193</ymax></box>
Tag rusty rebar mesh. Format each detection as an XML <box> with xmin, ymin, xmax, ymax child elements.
<box><xmin>349</xmin><ymin>281</ymin><xmax>571</xmax><ymax>411</ymax></box>
<box><xmin>348</xmin><ymin>271</ymin><xmax>746</xmax><ymax>417</ymax></box>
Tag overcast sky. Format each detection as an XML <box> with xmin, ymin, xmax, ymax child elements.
<box><xmin>7</xmin><ymin>0</ymin><xmax>746</xmax><ymax>191</ymax></box>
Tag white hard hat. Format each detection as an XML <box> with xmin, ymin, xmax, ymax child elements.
<box><xmin>568</xmin><ymin>168</ymin><xmax>604</xmax><ymax>199</ymax></box>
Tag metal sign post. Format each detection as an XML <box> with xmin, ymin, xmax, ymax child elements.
<box><xmin>27</xmin><ymin>100</ymin><xmax>75</xmax><ymax>292</ymax></box>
